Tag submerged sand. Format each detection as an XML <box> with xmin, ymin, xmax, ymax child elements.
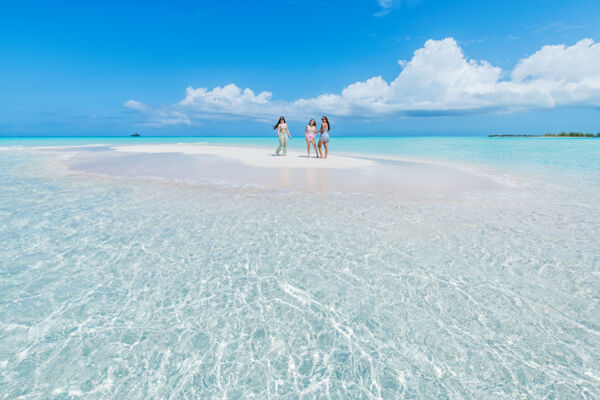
<box><xmin>61</xmin><ymin>143</ymin><xmax>505</xmax><ymax>196</ymax></box>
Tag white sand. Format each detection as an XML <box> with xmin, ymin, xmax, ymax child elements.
<box><xmin>61</xmin><ymin>143</ymin><xmax>504</xmax><ymax>195</ymax></box>
<box><xmin>110</xmin><ymin>144</ymin><xmax>375</xmax><ymax>169</ymax></box>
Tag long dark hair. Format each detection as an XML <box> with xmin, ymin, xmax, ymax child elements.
<box><xmin>273</xmin><ymin>116</ymin><xmax>286</xmax><ymax>130</ymax></box>
<box><xmin>321</xmin><ymin>116</ymin><xmax>330</xmax><ymax>131</ymax></box>
<box><xmin>309</xmin><ymin>119</ymin><xmax>316</xmax><ymax>127</ymax></box>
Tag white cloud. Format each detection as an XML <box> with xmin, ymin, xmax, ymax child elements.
<box><xmin>374</xmin><ymin>0</ymin><xmax>421</xmax><ymax>16</ymax></box>
<box><xmin>179</xmin><ymin>84</ymin><xmax>271</xmax><ymax>109</ymax></box>
<box><xmin>124</xmin><ymin>84</ymin><xmax>276</xmax><ymax>126</ymax></box>
<box><xmin>507</xmin><ymin>38</ymin><xmax>600</xmax><ymax>108</ymax></box>
<box><xmin>124</xmin><ymin>38</ymin><xmax>600</xmax><ymax>126</ymax></box>
<box><xmin>385</xmin><ymin>38</ymin><xmax>503</xmax><ymax>109</ymax></box>
<box><xmin>124</xmin><ymin>100</ymin><xmax>190</xmax><ymax>126</ymax></box>
<box><xmin>123</xmin><ymin>99</ymin><xmax>147</xmax><ymax>111</ymax></box>
<box><xmin>512</xmin><ymin>38</ymin><xmax>600</xmax><ymax>82</ymax></box>
<box><xmin>293</xmin><ymin>37</ymin><xmax>600</xmax><ymax>115</ymax></box>
<box><xmin>374</xmin><ymin>0</ymin><xmax>396</xmax><ymax>17</ymax></box>
<box><xmin>176</xmin><ymin>84</ymin><xmax>275</xmax><ymax>121</ymax></box>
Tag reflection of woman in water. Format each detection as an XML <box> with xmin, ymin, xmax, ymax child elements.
<box><xmin>274</xmin><ymin>116</ymin><xmax>291</xmax><ymax>156</ymax></box>
<box><xmin>304</xmin><ymin>119</ymin><xmax>319</xmax><ymax>158</ymax></box>
<box><xmin>317</xmin><ymin>116</ymin><xmax>331</xmax><ymax>159</ymax></box>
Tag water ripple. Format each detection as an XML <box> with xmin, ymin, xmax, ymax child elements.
<box><xmin>0</xmin><ymin>151</ymin><xmax>598</xmax><ymax>398</ymax></box>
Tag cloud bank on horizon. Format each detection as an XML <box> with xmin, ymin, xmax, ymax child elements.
<box><xmin>125</xmin><ymin>38</ymin><xmax>600</xmax><ymax>126</ymax></box>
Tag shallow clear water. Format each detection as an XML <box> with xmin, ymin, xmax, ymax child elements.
<box><xmin>1</xmin><ymin>137</ymin><xmax>599</xmax><ymax>398</ymax></box>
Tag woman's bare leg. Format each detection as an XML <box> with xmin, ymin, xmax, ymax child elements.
<box><xmin>324</xmin><ymin>142</ymin><xmax>329</xmax><ymax>158</ymax></box>
<box><xmin>317</xmin><ymin>141</ymin><xmax>324</xmax><ymax>158</ymax></box>
<box><xmin>306</xmin><ymin>139</ymin><xmax>311</xmax><ymax>157</ymax></box>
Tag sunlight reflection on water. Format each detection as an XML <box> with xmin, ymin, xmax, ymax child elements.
<box><xmin>0</xmin><ymin>141</ymin><xmax>598</xmax><ymax>398</ymax></box>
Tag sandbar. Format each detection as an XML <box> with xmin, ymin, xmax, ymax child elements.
<box><xmin>59</xmin><ymin>143</ymin><xmax>504</xmax><ymax>196</ymax></box>
<box><xmin>110</xmin><ymin>144</ymin><xmax>375</xmax><ymax>169</ymax></box>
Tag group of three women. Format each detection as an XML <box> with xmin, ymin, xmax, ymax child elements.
<box><xmin>274</xmin><ymin>116</ymin><xmax>331</xmax><ymax>159</ymax></box>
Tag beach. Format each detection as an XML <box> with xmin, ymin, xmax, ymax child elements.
<box><xmin>62</xmin><ymin>143</ymin><xmax>503</xmax><ymax>196</ymax></box>
<box><xmin>5</xmin><ymin>0</ymin><xmax>600</xmax><ymax>396</ymax></box>
<box><xmin>1</xmin><ymin>137</ymin><xmax>599</xmax><ymax>398</ymax></box>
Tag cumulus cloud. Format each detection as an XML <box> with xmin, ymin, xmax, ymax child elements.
<box><xmin>125</xmin><ymin>84</ymin><xmax>277</xmax><ymax>126</ymax></box>
<box><xmin>512</xmin><ymin>39</ymin><xmax>600</xmax><ymax>82</ymax></box>
<box><xmin>124</xmin><ymin>38</ymin><xmax>600</xmax><ymax>126</ymax></box>
<box><xmin>506</xmin><ymin>39</ymin><xmax>600</xmax><ymax>109</ymax></box>
<box><xmin>292</xmin><ymin>38</ymin><xmax>504</xmax><ymax>115</ymax></box>
<box><xmin>180</xmin><ymin>84</ymin><xmax>271</xmax><ymax>110</ymax></box>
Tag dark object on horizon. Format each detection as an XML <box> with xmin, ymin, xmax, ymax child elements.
<box><xmin>131</xmin><ymin>133</ymin><xmax>141</xmax><ymax>137</ymax></box>
<box><xmin>488</xmin><ymin>134</ymin><xmax>538</xmax><ymax>137</ymax></box>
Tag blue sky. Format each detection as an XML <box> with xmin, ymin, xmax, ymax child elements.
<box><xmin>1</xmin><ymin>0</ymin><xmax>599</xmax><ymax>136</ymax></box>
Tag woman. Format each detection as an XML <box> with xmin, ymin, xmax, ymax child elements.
<box><xmin>304</xmin><ymin>119</ymin><xmax>319</xmax><ymax>158</ymax></box>
<box><xmin>317</xmin><ymin>116</ymin><xmax>331</xmax><ymax>159</ymax></box>
<box><xmin>274</xmin><ymin>116</ymin><xmax>292</xmax><ymax>156</ymax></box>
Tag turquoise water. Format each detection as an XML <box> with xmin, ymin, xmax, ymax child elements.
<box><xmin>4</xmin><ymin>136</ymin><xmax>598</xmax><ymax>180</ymax></box>
<box><xmin>1</xmin><ymin>137</ymin><xmax>599</xmax><ymax>398</ymax></box>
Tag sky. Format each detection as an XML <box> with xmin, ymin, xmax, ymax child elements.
<box><xmin>1</xmin><ymin>0</ymin><xmax>599</xmax><ymax>137</ymax></box>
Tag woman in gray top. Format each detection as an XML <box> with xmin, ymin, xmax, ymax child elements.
<box><xmin>317</xmin><ymin>116</ymin><xmax>331</xmax><ymax>159</ymax></box>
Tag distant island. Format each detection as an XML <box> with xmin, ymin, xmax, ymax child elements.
<box><xmin>130</xmin><ymin>133</ymin><xmax>141</xmax><ymax>137</ymax></box>
<box><xmin>489</xmin><ymin>132</ymin><xmax>600</xmax><ymax>138</ymax></box>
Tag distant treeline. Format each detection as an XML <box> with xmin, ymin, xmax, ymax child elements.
<box><xmin>489</xmin><ymin>132</ymin><xmax>600</xmax><ymax>138</ymax></box>
<box><xmin>544</xmin><ymin>132</ymin><xmax>600</xmax><ymax>137</ymax></box>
